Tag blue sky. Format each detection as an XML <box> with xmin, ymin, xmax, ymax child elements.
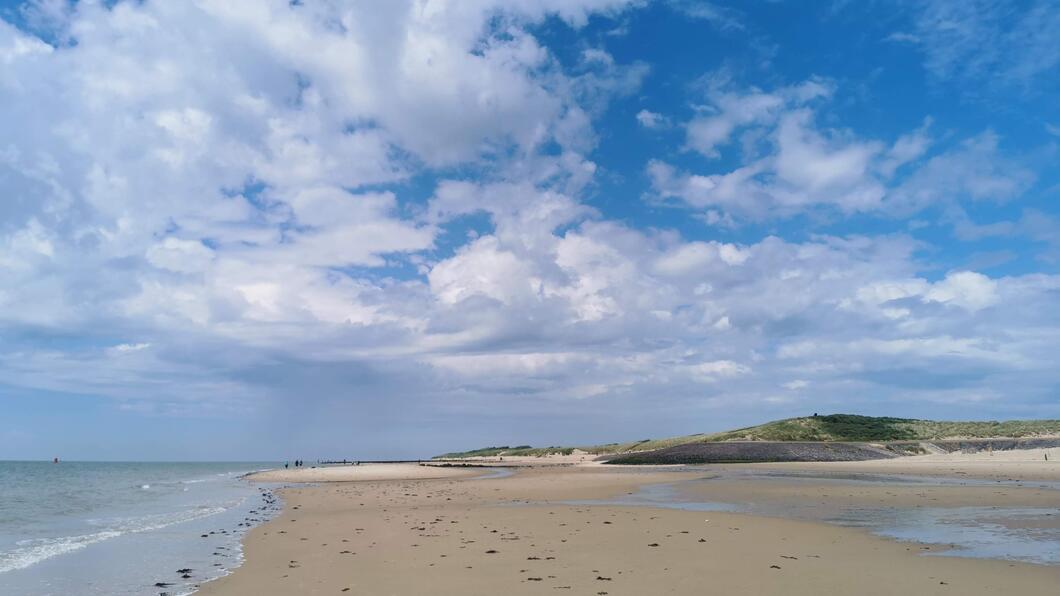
<box><xmin>1</xmin><ymin>0</ymin><xmax>1058</xmax><ymax>460</ymax></box>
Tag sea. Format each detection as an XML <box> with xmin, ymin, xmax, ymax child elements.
<box><xmin>0</xmin><ymin>461</ymin><xmax>281</xmax><ymax>596</ymax></box>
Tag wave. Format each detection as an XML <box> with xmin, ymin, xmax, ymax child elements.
<box><xmin>0</xmin><ymin>504</ymin><xmax>230</xmax><ymax>574</ymax></box>
<box><xmin>0</xmin><ymin>529</ymin><xmax>123</xmax><ymax>573</ymax></box>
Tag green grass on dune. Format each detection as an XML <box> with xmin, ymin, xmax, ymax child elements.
<box><xmin>701</xmin><ymin>415</ymin><xmax>1060</xmax><ymax>443</ymax></box>
<box><xmin>433</xmin><ymin>445</ymin><xmax>575</xmax><ymax>459</ymax></box>
<box><xmin>432</xmin><ymin>414</ymin><xmax>1060</xmax><ymax>459</ymax></box>
<box><xmin>699</xmin><ymin>414</ymin><xmax>921</xmax><ymax>442</ymax></box>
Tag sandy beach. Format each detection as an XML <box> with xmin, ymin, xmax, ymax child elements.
<box><xmin>197</xmin><ymin>454</ymin><xmax>1060</xmax><ymax>595</ymax></box>
<box><xmin>246</xmin><ymin>463</ymin><xmax>485</xmax><ymax>483</ymax></box>
<box><xmin>767</xmin><ymin>446</ymin><xmax>1060</xmax><ymax>482</ymax></box>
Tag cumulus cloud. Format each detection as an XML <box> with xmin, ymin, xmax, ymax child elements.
<box><xmin>1</xmin><ymin>1</ymin><xmax>1058</xmax><ymax>458</ymax></box>
<box><xmin>685</xmin><ymin>79</ymin><xmax>831</xmax><ymax>158</ymax></box>
<box><xmin>649</xmin><ymin>80</ymin><xmax>1034</xmax><ymax>220</ymax></box>
<box><xmin>636</xmin><ymin>109</ymin><xmax>669</xmax><ymax>129</ymax></box>
<box><xmin>923</xmin><ymin>271</ymin><xmax>999</xmax><ymax>312</ymax></box>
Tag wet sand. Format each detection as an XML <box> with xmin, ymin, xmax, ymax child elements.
<box><xmin>199</xmin><ymin>463</ymin><xmax>1059</xmax><ymax>595</ymax></box>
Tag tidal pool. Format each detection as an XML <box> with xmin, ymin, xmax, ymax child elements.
<box><xmin>562</xmin><ymin>472</ymin><xmax>1060</xmax><ymax>565</ymax></box>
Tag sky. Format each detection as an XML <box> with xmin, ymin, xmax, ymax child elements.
<box><xmin>1</xmin><ymin>0</ymin><xmax>1058</xmax><ymax>461</ymax></box>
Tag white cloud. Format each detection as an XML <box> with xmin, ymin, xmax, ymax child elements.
<box><xmin>651</xmin><ymin>81</ymin><xmax>1031</xmax><ymax>220</ymax></box>
<box><xmin>654</xmin><ymin>241</ymin><xmax>748</xmax><ymax>276</ymax></box>
<box><xmin>1</xmin><ymin>1</ymin><xmax>1059</xmax><ymax>456</ymax></box>
<box><xmin>667</xmin><ymin>0</ymin><xmax>744</xmax><ymax>31</ymax></box>
<box><xmin>690</xmin><ymin>359</ymin><xmax>751</xmax><ymax>382</ymax></box>
<box><xmin>685</xmin><ymin>79</ymin><xmax>830</xmax><ymax>158</ymax></box>
<box><xmin>650</xmin><ymin>79</ymin><xmax>902</xmax><ymax>217</ymax></box>
<box><xmin>878</xmin><ymin>122</ymin><xmax>933</xmax><ymax>177</ymax></box>
<box><xmin>924</xmin><ymin>271</ymin><xmax>999</xmax><ymax>312</ymax></box>
<box><xmin>636</xmin><ymin>109</ymin><xmax>668</xmax><ymax>129</ymax></box>
<box><xmin>146</xmin><ymin>238</ymin><xmax>215</xmax><ymax>274</ymax></box>
<box><xmin>771</xmin><ymin>109</ymin><xmax>885</xmax><ymax>210</ymax></box>
<box><xmin>888</xmin><ymin>132</ymin><xmax>1035</xmax><ymax>213</ymax></box>
<box><xmin>429</xmin><ymin>236</ymin><xmax>540</xmax><ymax>306</ymax></box>
<box><xmin>885</xmin><ymin>32</ymin><xmax>920</xmax><ymax>44</ymax></box>
<box><xmin>107</xmin><ymin>342</ymin><xmax>151</xmax><ymax>355</ymax></box>
<box><xmin>900</xmin><ymin>0</ymin><xmax>1060</xmax><ymax>88</ymax></box>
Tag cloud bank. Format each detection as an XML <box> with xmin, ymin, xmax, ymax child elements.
<box><xmin>1</xmin><ymin>0</ymin><xmax>1058</xmax><ymax>458</ymax></box>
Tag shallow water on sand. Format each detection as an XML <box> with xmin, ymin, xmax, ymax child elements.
<box><xmin>564</xmin><ymin>471</ymin><xmax>1060</xmax><ymax>565</ymax></box>
<box><xmin>0</xmin><ymin>461</ymin><xmax>281</xmax><ymax>595</ymax></box>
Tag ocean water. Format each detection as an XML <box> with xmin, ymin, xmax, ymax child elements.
<box><xmin>0</xmin><ymin>461</ymin><xmax>280</xmax><ymax>596</ymax></box>
<box><xmin>562</xmin><ymin>473</ymin><xmax>1060</xmax><ymax>566</ymax></box>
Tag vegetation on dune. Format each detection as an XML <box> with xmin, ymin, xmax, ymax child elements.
<box><xmin>433</xmin><ymin>445</ymin><xmax>574</xmax><ymax>459</ymax></box>
<box><xmin>700</xmin><ymin>415</ymin><xmax>1060</xmax><ymax>443</ymax></box>
<box><xmin>567</xmin><ymin>435</ymin><xmax>711</xmax><ymax>455</ymax></box>
<box><xmin>700</xmin><ymin>414</ymin><xmax>921</xmax><ymax>442</ymax></box>
<box><xmin>432</xmin><ymin>414</ymin><xmax>1060</xmax><ymax>459</ymax></box>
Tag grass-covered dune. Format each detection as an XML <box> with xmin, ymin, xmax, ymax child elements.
<box><xmin>433</xmin><ymin>414</ymin><xmax>1060</xmax><ymax>459</ymax></box>
<box><xmin>433</xmin><ymin>445</ymin><xmax>575</xmax><ymax>459</ymax></box>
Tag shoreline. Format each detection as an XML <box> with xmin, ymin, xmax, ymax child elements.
<box><xmin>198</xmin><ymin>458</ymin><xmax>1059</xmax><ymax>595</ymax></box>
<box><xmin>0</xmin><ymin>462</ymin><xmax>281</xmax><ymax>596</ymax></box>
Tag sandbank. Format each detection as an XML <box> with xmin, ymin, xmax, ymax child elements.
<box><xmin>246</xmin><ymin>463</ymin><xmax>482</xmax><ymax>483</ymax></box>
<box><xmin>200</xmin><ymin>462</ymin><xmax>1059</xmax><ymax>595</ymax></box>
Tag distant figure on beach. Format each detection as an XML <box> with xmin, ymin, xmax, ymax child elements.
<box><xmin>53</xmin><ymin>457</ymin><xmax>59</xmax><ymax>464</ymax></box>
<box><xmin>284</xmin><ymin>462</ymin><xmax>289</xmax><ymax>469</ymax></box>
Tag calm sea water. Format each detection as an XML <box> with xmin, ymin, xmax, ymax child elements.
<box><xmin>563</xmin><ymin>471</ymin><xmax>1060</xmax><ymax>566</ymax></box>
<box><xmin>0</xmin><ymin>461</ymin><xmax>280</xmax><ymax>596</ymax></box>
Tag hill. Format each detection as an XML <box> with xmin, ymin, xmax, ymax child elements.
<box><xmin>433</xmin><ymin>414</ymin><xmax>1060</xmax><ymax>459</ymax></box>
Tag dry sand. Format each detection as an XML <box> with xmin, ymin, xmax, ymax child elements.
<box><xmin>199</xmin><ymin>458</ymin><xmax>1060</xmax><ymax>596</ymax></box>
<box><xmin>247</xmin><ymin>463</ymin><xmax>483</xmax><ymax>483</ymax></box>
<box><xmin>761</xmin><ymin>446</ymin><xmax>1060</xmax><ymax>482</ymax></box>
<box><xmin>427</xmin><ymin>451</ymin><xmax>606</xmax><ymax>468</ymax></box>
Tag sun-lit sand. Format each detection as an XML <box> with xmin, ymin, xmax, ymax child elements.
<box><xmin>431</xmin><ymin>449</ymin><xmax>605</xmax><ymax>466</ymax></box>
<box><xmin>906</xmin><ymin>446</ymin><xmax>1060</xmax><ymax>462</ymax></box>
<box><xmin>199</xmin><ymin>453</ymin><xmax>1060</xmax><ymax>595</ymax></box>
<box><xmin>766</xmin><ymin>446</ymin><xmax>1060</xmax><ymax>481</ymax></box>
<box><xmin>246</xmin><ymin>463</ymin><xmax>482</xmax><ymax>483</ymax></box>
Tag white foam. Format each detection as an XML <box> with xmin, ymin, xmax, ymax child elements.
<box><xmin>0</xmin><ymin>505</ymin><xmax>229</xmax><ymax>574</ymax></box>
<box><xmin>0</xmin><ymin>530</ymin><xmax>121</xmax><ymax>573</ymax></box>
